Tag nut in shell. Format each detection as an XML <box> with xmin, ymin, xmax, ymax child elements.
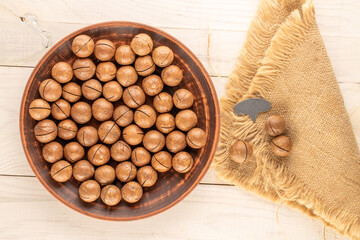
<box><xmin>166</xmin><ymin>130</ymin><xmax>186</xmax><ymax>153</ymax></box>
<box><xmin>79</xmin><ymin>180</ymin><xmax>100</xmax><ymax>203</ymax></box>
<box><xmin>172</xmin><ymin>152</ymin><xmax>194</xmax><ymax>173</ymax></box>
<box><xmin>111</xmin><ymin>141</ymin><xmax>132</xmax><ymax>162</ymax></box>
<box><xmin>116</xmin><ymin>161</ymin><xmax>137</xmax><ymax>182</ymax></box>
<box><xmin>71</xmin><ymin>35</ymin><xmax>94</xmax><ymax>58</ymax></box>
<box><xmin>34</xmin><ymin>119</ymin><xmax>57</xmax><ymax>143</ymax></box>
<box><xmin>77</xmin><ymin>126</ymin><xmax>99</xmax><ymax>147</ymax></box>
<box><xmin>39</xmin><ymin>79</ymin><xmax>62</xmax><ymax>102</ymax></box>
<box><xmin>64</xmin><ymin>141</ymin><xmax>85</xmax><ymax>163</ymax></box>
<box><xmin>98</xmin><ymin>121</ymin><xmax>121</xmax><ymax>144</ymax></box>
<box><xmin>50</xmin><ymin>160</ymin><xmax>72</xmax><ymax>182</ymax></box>
<box><xmin>71</xmin><ymin>102</ymin><xmax>92</xmax><ymax>124</ymax></box>
<box><xmin>122</xmin><ymin>124</ymin><xmax>144</xmax><ymax>146</ymax></box>
<box><xmin>137</xmin><ymin>166</ymin><xmax>158</xmax><ymax>187</ymax></box>
<box><xmin>94</xmin><ymin>165</ymin><xmax>116</xmax><ymax>186</ymax></box>
<box><xmin>143</xmin><ymin>130</ymin><xmax>165</xmax><ymax>153</ymax></box>
<box><xmin>29</xmin><ymin>99</ymin><xmax>51</xmax><ymax>121</ymax></box>
<box><xmin>131</xmin><ymin>147</ymin><xmax>151</xmax><ymax>167</ymax></box>
<box><xmin>113</xmin><ymin>105</ymin><xmax>134</xmax><ymax>127</ymax></box>
<box><xmin>101</xmin><ymin>185</ymin><xmax>122</xmax><ymax>206</ymax></box>
<box><xmin>42</xmin><ymin>141</ymin><xmax>63</xmax><ymax>163</ymax></box>
<box><xmin>87</xmin><ymin>144</ymin><xmax>110</xmax><ymax>166</ymax></box>
<box><xmin>134</xmin><ymin>105</ymin><xmax>157</xmax><ymax>129</ymax></box>
<box><xmin>115</xmin><ymin>45</ymin><xmax>136</xmax><ymax>65</ymax></box>
<box><xmin>121</xmin><ymin>181</ymin><xmax>143</xmax><ymax>204</ymax></box>
<box><xmin>230</xmin><ymin>140</ymin><xmax>253</xmax><ymax>164</ymax></box>
<box><xmin>72</xmin><ymin>58</ymin><xmax>96</xmax><ymax>81</ymax></box>
<box><xmin>51</xmin><ymin>99</ymin><xmax>71</xmax><ymax>120</ymax></box>
<box><xmin>73</xmin><ymin>160</ymin><xmax>94</xmax><ymax>182</ymax></box>
<box><xmin>130</xmin><ymin>33</ymin><xmax>153</xmax><ymax>56</ymax></box>
<box><xmin>151</xmin><ymin>151</ymin><xmax>172</xmax><ymax>173</ymax></box>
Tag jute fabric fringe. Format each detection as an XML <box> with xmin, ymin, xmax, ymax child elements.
<box><xmin>213</xmin><ymin>0</ymin><xmax>360</xmax><ymax>238</ymax></box>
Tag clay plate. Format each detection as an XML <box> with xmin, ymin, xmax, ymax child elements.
<box><xmin>19</xmin><ymin>21</ymin><xmax>220</xmax><ymax>220</ymax></box>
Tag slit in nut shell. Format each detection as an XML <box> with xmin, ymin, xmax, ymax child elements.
<box><xmin>87</xmin><ymin>144</ymin><xmax>110</xmax><ymax>166</ymax></box>
<box><xmin>101</xmin><ymin>185</ymin><xmax>122</xmax><ymax>206</ymax></box>
<box><xmin>121</xmin><ymin>181</ymin><xmax>143</xmax><ymax>204</ymax></box>
<box><xmin>29</xmin><ymin>99</ymin><xmax>51</xmax><ymax>121</ymax></box>
<box><xmin>137</xmin><ymin>166</ymin><xmax>158</xmax><ymax>187</ymax></box>
<box><xmin>122</xmin><ymin>124</ymin><xmax>144</xmax><ymax>146</ymax></box>
<box><xmin>111</xmin><ymin>140</ymin><xmax>132</xmax><ymax>162</ymax></box>
<box><xmin>151</xmin><ymin>151</ymin><xmax>172</xmax><ymax>173</ymax></box>
<box><xmin>98</xmin><ymin>121</ymin><xmax>121</xmax><ymax>145</ymax></box>
<box><xmin>116</xmin><ymin>161</ymin><xmax>137</xmax><ymax>183</ymax></box>
<box><xmin>39</xmin><ymin>79</ymin><xmax>62</xmax><ymax>102</ymax></box>
<box><xmin>130</xmin><ymin>33</ymin><xmax>153</xmax><ymax>56</ymax></box>
<box><xmin>34</xmin><ymin>119</ymin><xmax>57</xmax><ymax>143</ymax></box>
<box><xmin>51</xmin><ymin>99</ymin><xmax>71</xmax><ymax>120</ymax></box>
<box><xmin>229</xmin><ymin>140</ymin><xmax>253</xmax><ymax>164</ymax></box>
<box><xmin>50</xmin><ymin>160</ymin><xmax>72</xmax><ymax>182</ymax></box>
<box><xmin>172</xmin><ymin>152</ymin><xmax>194</xmax><ymax>173</ymax></box>
<box><xmin>134</xmin><ymin>105</ymin><xmax>157</xmax><ymax>129</ymax></box>
<box><xmin>270</xmin><ymin>135</ymin><xmax>292</xmax><ymax>157</ymax></box>
<box><xmin>94</xmin><ymin>39</ymin><xmax>115</xmax><ymax>61</ymax></box>
<box><xmin>72</xmin><ymin>58</ymin><xmax>96</xmax><ymax>81</ymax></box>
<box><xmin>77</xmin><ymin>126</ymin><xmax>99</xmax><ymax>147</ymax></box>
<box><xmin>71</xmin><ymin>35</ymin><xmax>94</xmax><ymax>58</ymax></box>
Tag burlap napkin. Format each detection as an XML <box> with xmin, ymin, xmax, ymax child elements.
<box><xmin>213</xmin><ymin>0</ymin><xmax>360</xmax><ymax>238</ymax></box>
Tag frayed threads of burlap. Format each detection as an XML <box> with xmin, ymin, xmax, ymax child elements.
<box><xmin>212</xmin><ymin>0</ymin><xmax>360</xmax><ymax>239</ymax></box>
<box><xmin>215</xmin><ymin>0</ymin><xmax>315</xmax><ymax>189</ymax></box>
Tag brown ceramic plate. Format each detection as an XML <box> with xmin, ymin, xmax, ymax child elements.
<box><xmin>19</xmin><ymin>21</ymin><xmax>220</xmax><ymax>221</ymax></box>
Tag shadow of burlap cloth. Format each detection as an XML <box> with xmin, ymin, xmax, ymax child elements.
<box><xmin>213</xmin><ymin>0</ymin><xmax>360</xmax><ymax>238</ymax></box>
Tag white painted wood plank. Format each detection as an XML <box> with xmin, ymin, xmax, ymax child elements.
<box><xmin>0</xmin><ymin>1</ymin><xmax>359</xmax><ymax>82</ymax></box>
<box><xmin>0</xmin><ymin>0</ymin><xmax>258</xmax><ymax>31</ymax></box>
<box><xmin>1</xmin><ymin>0</ymin><xmax>359</xmax><ymax>33</ymax></box>
<box><xmin>0</xmin><ymin>176</ymin><xmax>350</xmax><ymax>240</ymax></box>
<box><xmin>0</xmin><ymin>0</ymin><xmax>358</xmax><ymax>238</ymax></box>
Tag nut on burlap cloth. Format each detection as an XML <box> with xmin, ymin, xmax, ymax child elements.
<box><xmin>213</xmin><ymin>0</ymin><xmax>360</xmax><ymax>238</ymax></box>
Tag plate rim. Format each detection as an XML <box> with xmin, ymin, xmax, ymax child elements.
<box><xmin>19</xmin><ymin>21</ymin><xmax>220</xmax><ymax>221</ymax></box>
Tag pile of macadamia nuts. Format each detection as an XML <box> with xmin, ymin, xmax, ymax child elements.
<box><xmin>29</xmin><ymin>33</ymin><xmax>207</xmax><ymax>206</ymax></box>
<box><xmin>229</xmin><ymin>115</ymin><xmax>292</xmax><ymax>165</ymax></box>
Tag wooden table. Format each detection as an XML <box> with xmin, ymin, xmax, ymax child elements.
<box><xmin>0</xmin><ymin>0</ymin><xmax>359</xmax><ymax>239</ymax></box>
